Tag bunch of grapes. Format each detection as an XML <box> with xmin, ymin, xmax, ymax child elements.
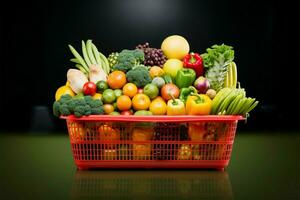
<box><xmin>107</xmin><ymin>52</ymin><xmax>119</xmax><ymax>68</ymax></box>
<box><xmin>136</xmin><ymin>42</ymin><xmax>167</xmax><ymax>67</ymax></box>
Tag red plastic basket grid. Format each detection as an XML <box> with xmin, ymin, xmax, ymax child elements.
<box><xmin>64</xmin><ymin>115</ymin><xmax>243</xmax><ymax>170</ymax></box>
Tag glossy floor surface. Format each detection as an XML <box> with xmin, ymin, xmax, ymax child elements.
<box><xmin>0</xmin><ymin>132</ymin><xmax>299</xmax><ymax>199</ymax></box>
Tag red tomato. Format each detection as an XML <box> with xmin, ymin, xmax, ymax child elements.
<box><xmin>161</xmin><ymin>83</ymin><xmax>180</xmax><ymax>101</ymax></box>
<box><xmin>83</xmin><ymin>82</ymin><xmax>97</xmax><ymax>96</ymax></box>
<box><xmin>121</xmin><ymin>110</ymin><xmax>133</xmax><ymax>115</ymax></box>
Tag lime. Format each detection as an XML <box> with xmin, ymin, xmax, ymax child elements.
<box><xmin>96</xmin><ymin>80</ymin><xmax>108</xmax><ymax>93</ymax></box>
<box><xmin>102</xmin><ymin>89</ymin><xmax>116</xmax><ymax>103</ymax></box>
<box><xmin>114</xmin><ymin>89</ymin><xmax>123</xmax><ymax>97</ymax></box>
<box><xmin>143</xmin><ymin>84</ymin><xmax>159</xmax><ymax>99</ymax></box>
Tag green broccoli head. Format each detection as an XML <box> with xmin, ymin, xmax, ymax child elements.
<box><xmin>59</xmin><ymin>94</ymin><xmax>72</xmax><ymax>104</ymax></box>
<box><xmin>112</xmin><ymin>49</ymin><xmax>145</xmax><ymax>72</ymax></box>
<box><xmin>59</xmin><ymin>104</ymin><xmax>71</xmax><ymax>116</ymax></box>
<box><xmin>91</xmin><ymin>106</ymin><xmax>104</xmax><ymax>115</ymax></box>
<box><xmin>126</xmin><ymin>66</ymin><xmax>152</xmax><ymax>88</ymax></box>
<box><xmin>53</xmin><ymin>101</ymin><xmax>61</xmax><ymax>117</ymax></box>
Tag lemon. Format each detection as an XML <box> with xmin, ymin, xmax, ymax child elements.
<box><xmin>163</xmin><ymin>59</ymin><xmax>183</xmax><ymax>78</ymax></box>
<box><xmin>55</xmin><ymin>85</ymin><xmax>75</xmax><ymax>101</ymax></box>
<box><xmin>161</xmin><ymin>35</ymin><xmax>190</xmax><ymax>59</ymax></box>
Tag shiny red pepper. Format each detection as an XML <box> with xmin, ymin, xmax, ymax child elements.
<box><xmin>183</xmin><ymin>53</ymin><xmax>204</xmax><ymax>77</ymax></box>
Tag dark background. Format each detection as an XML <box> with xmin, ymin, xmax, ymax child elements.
<box><xmin>0</xmin><ymin>0</ymin><xmax>299</xmax><ymax>132</ymax></box>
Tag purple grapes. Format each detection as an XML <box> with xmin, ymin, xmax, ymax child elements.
<box><xmin>136</xmin><ymin>42</ymin><xmax>167</xmax><ymax>67</ymax></box>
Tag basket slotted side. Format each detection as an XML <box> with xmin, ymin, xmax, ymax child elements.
<box><xmin>64</xmin><ymin>115</ymin><xmax>242</xmax><ymax>169</ymax></box>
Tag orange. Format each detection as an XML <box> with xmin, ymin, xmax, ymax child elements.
<box><xmin>149</xmin><ymin>99</ymin><xmax>167</xmax><ymax>115</ymax></box>
<box><xmin>122</xmin><ymin>83</ymin><xmax>138</xmax><ymax>98</ymax></box>
<box><xmin>103</xmin><ymin>104</ymin><xmax>114</xmax><ymax>114</ymax></box>
<box><xmin>132</xmin><ymin>94</ymin><xmax>151</xmax><ymax>111</ymax></box>
<box><xmin>149</xmin><ymin>66</ymin><xmax>164</xmax><ymax>79</ymax></box>
<box><xmin>117</xmin><ymin>95</ymin><xmax>132</xmax><ymax>111</ymax></box>
<box><xmin>107</xmin><ymin>71</ymin><xmax>126</xmax><ymax>89</ymax></box>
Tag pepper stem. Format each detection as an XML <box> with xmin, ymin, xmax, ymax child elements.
<box><xmin>189</xmin><ymin>53</ymin><xmax>196</xmax><ymax>63</ymax></box>
<box><xmin>190</xmin><ymin>93</ymin><xmax>204</xmax><ymax>104</ymax></box>
<box><xmin>168</xmin><ymin>93</ymin><xmax>178</xmax><ymax>105</ymax></box>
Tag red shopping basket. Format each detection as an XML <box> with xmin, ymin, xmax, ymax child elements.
<box><xmin>62</xmin><ymin>115</ymin><xmax>244</xmax><ymax>170</ymax></box>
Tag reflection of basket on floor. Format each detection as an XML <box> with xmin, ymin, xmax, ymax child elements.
<box><xmin>71</xmin><ymin>171</ymin><xmax>233</xmax><ymax>200</ymax></box>
<box><xmin>64</xmin><ymin>115</ymin><xmax>243</xmax><ymax>169</ymax></box>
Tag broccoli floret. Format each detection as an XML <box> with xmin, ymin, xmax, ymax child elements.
<box><xmin>59</xmin><ymin>94</ymin><xmax>72</xmax><ymax>103</ymax></box>
<box><xmin>74</xmin><ymin>106</ymin><xmax>86</xmax><ymax>117</ymax></box>
<box><xmin>84</xmin><ymin>105</ymin><xmax>92</xmax><ymax>115</ymax></box>
<box><xmin>112</xmin><ymin>49</ymin><xmax>144</xmax><ymax>72</ymax></box>
<box><xmin>91</xmin><ymin>106</ymin><xmax>104</xmax><ymax>115</ymax></box>
<box><xmin>59</xmin><ymin>104</ymin><xmax>71</xmax><ymax>115</ymax></box>
<box><xmin>126</xmin><ymin>66</ymin><xmax>152</xmax><ymax>87</ymax></box>
<box><xmin>53</xmin><ymin>94</ymin><xmax>104</xmax><ymax>118</ymax></box>
<box><xmin>53</xmin><ymin>101</ymin><xmax>61</xmax><ymax>117</ymax></box>
<box><xmin>88</xmin><ymin>99</ymin><xmax>103</xmax><ymax>108</ymax></box>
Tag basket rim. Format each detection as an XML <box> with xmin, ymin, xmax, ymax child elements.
<box><xmin>60</xmin><ymin>115</ymin><xmax>244</xmax><ymax>122</ymax></box>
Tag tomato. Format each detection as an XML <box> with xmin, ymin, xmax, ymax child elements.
<box><xmin>160</xmin><ymin>83</ymin><xmax>180</xmax><ymax>101</ymax></box>
<box><xmin>83</xmin><ymin>82</ymin><xmax>97</xmax><ymax>96</ymax></box>
<box><xmin>121</xmin><ymin>110</ymin><xmax>133</xmax><ymax>115</ymax></box>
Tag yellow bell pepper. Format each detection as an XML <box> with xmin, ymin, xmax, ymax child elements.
<box><xmin>186</xmin><ymin>94</ymin><xmax>212</xmax><ymax>115</ymax></box>
<box><xmin>167</xmin><ymin>98</ymin><xmax>186</xmax><ymax>115</ymax></box>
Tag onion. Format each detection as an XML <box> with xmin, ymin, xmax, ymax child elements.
<box><xmin>194</xmin><ymin>76</ymin><xmax>210</xmax><ymax>94</ymax></box>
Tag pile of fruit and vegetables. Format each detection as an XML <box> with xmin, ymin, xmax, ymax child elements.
<box><xmin>53</xmin><ymin>35</ymin><xmax>258</xmax><ymax>118</ymax></box>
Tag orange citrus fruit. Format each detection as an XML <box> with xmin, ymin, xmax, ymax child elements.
<box><xmin>117</xmin><ymin>95</ymin><xmax>132</xmax><ymax>111</ymax></box>
<box><xmin>107</xmin><ymin>71</ymin><xmax>126</xmax><ymax>89</ymax></box>
<box><xmin>132</xmin><ymin>94</ymin><xmax>151</xmax><ymax>111</ymax></box>
<box><xmin>103</xmin><ymin>104</ymin><xmax>115</xmax><ymax>114</ymax></box>
<box><xmin>122</xmin><ymin>83</ymin><xmax>138</xmax><ymax>98</ymax></box>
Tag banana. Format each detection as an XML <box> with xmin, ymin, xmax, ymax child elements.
<box><xmin>226</xmin><ymin>94</ymin><xmax>243</xmax><ymax>114</ymax></box>
<box><xmin>231</xmin><ymin>62</ymin><xmax>237</xmax><ymax>88</ymax></box>
<box><xmin>224</xmin><ymin>72</ymin><xmax>229</xmax><ymax>87</ymax></box>
<box><xmin>217</xmin><ymin>89</ymin><xmax>238</xmax><ymax>114</ymax></box>
<box><xmin>68</xmin><ymin>44</ymin><xmax>89</xmax><ymax>72</ymax></box>
<box><xmin>81</xmin><ymin>40</ymin><xmax>92</xmax><ymax>67</ymax></box>
<box><xmin>228</xmin><ymin>63</ymin><xmax>233</xmax><ymax>88</ymax></box>
<box><xmin>86</xmin><ymin>40</ymin><xmax>97</xmax><ymax>65</ymax></box>
<box><xmin>240</xmin><ymin>98</ymin><xmax>256</xmax><ymax>115</ymax></box>
<box><xmin>211</xmin><ymin>88</ymin><xmax>232</xmax><ymax>114</ymax></box>
<box><xmin>244</xmin><ymin>101</ymin><xmax>259</xmax><ymax>114</ymax></box>
<box><xmin>232</xmin><ymin>98</ymin><xmax>248</xmax><ymax>115</ymax></box>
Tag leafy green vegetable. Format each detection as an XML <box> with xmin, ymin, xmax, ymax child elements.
<box><xmin>201</xmin><ymin>44</ymin><xmax>235</xmax><ymax>92</ymax></box>
<box><xmin>201</xmin><ymin>44</ymin><xmax>234</xmax><ymax>69</ymax></box>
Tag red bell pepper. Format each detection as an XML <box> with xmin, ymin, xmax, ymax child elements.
<box><xmin>183</xmin><ymin>53</ymin><xmax>204</xmax><ymax>77</ymax></box>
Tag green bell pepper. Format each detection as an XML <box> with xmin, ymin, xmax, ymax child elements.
<box><xmin>179</xmin><ymin>86</ymin><xmax>197</xmax><ymax>103</ymax></box>
<box><xmin>175</xmin><ymin>68</ymin><xmax>196</xmax><ymax>88</ymax></box>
